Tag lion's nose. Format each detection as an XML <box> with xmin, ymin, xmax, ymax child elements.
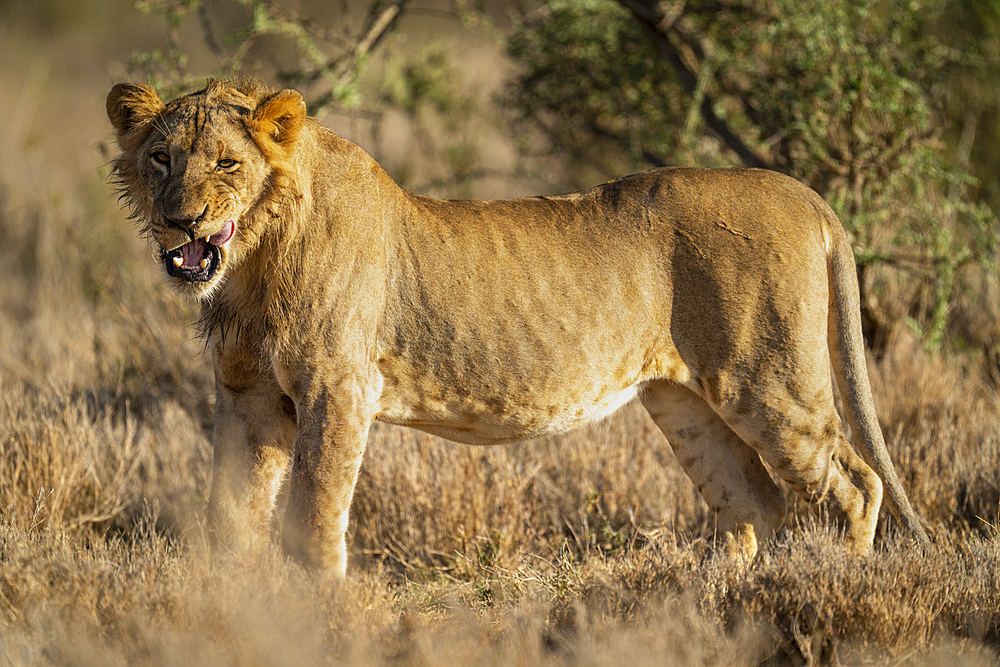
<box><xmin>164</xmin><ymin>205</ymin><xmax>209</xmax><ymax>235</ymax></box>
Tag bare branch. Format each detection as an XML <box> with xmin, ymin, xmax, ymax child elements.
<box><xmin>354</xmin><ymin>2</ymin><xmax>404</xmax><ymax>61</ymax></box>
<box><xmin>287</xmin><ymin>0</ymin><xmax>407</xmax><ymax>114</ymax></box>
<box><xmin>615</xmin><ymin>0</ymin><xmax>772</xmax><ymax>169</ymax></box>
<box><xmin>197</xmin><ymin>4</ymin><xmax>224</xmax><ymax>57</ymax></box>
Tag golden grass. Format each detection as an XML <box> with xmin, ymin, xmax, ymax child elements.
<box><xmin>1</xmin><ymin>519</ymin><xmax>998</xmax><ymax>665</ymax></box>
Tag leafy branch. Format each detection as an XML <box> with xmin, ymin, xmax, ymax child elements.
<box><xmin>128</xmin><ymin>0</ymin><xmax>407</xmax><ymax>115</ymax></box>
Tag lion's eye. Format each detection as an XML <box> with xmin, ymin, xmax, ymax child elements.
<box><xmin>217</xmin><ymin>158</ymin><xmax>237</xmax><ymax>170</ymax></box>
<box><xmin>151</xmin><ymin>151</ymin><xmax>170</xmax><ymax>166</ymax></box>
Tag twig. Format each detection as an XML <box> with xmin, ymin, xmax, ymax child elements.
<box><xmin>29</xmin><ymin>487</ymin><xmax>54</xmax><ymax>534</ymax></box>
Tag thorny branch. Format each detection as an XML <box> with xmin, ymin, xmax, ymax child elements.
<box><xmin>306</xmin><ymin>0</ymin><xmax>408</xmax><ymax>113</ymax></box>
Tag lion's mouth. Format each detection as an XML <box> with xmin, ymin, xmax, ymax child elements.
<box><xmin>163</xmin><ymin>219</ymin><xmax>236</xmax><ymax>283</ymax></box>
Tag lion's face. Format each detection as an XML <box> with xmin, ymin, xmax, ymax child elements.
<box><xmin>140</xmin><ymin>109</ymin><xmax>263</xmax><ymax>294</ymax></box>
<box><xmin>107</xmin><ymin>80</ymin><xmax>305</xmax><ymax>299</ymax></box>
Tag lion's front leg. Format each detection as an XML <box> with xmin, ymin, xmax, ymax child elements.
<box><xmin>207</xmin><ymin>334</ymin><xmax>296</xmax><ymax>560</ymax></box>
<box><xmin>280</xmin><ymin>384</ymin><xmax>373</xmax><ymax>576</ymax></box>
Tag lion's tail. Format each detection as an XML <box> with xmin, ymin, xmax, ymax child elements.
<box><xmin>826</xmin><ymin>213</ymin><xmax>930</xmax><ymax>547</ymax></box>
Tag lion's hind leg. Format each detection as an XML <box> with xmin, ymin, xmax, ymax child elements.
<box><xmin>716</xmin><ymin>386</ymin><xmax>884</xmax><ymax>554</ymax></box>
<box><xmin>769</xmin><ymin>429</ymin><xmax>884</xmax><ymax>553</ymax></box>
<box><xmin>641</xmin><ymin>380</ymin><xmax>787</xmax><ymax>560</ymax></box>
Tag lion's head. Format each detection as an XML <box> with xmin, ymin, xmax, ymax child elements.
<box><xmin>107</xmin><ymin>78</ymin><xmax>306</xmax><ymax>298</ymax></box>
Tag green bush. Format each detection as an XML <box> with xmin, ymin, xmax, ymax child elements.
<box><xmin>505</xmin><ymin>0</ymin><xmax>999</xmax><ymax>351</ymax></box>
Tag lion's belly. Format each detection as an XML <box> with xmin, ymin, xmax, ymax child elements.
<box><xmin>373</xmin><ymin>329</ymin><xmax>694</xmax><ymax>445</ymax></box>
<box><xmin>377</xmin><ymin>376</ymin><xmax>647</xmax><ymax>446</ymax></box>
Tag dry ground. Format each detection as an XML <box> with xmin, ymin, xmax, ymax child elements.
<box><xmin>2</xmin><ymin>18</ymin><xmax>1000</xmax><ymax>667</ymax></box>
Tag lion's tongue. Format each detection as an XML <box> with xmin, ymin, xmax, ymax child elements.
<box><xmin>208</xmin><ymin>219</ymin><xmax>236</xmax><ymax>246</ymax></box>
<box><xmin>172</xmin><ymin>219</ymin><xmax>235</xmax><ymax>270</ymax></box>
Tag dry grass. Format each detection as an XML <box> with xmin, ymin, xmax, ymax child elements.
<box><xmin>1</xmin><ymin>31</ymin><xmax>999</xmax><ymax>667</ymax></box>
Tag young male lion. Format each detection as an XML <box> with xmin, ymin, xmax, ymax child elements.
<box><xmin>106</xmin><ymin>77</ymin><xmax>928</xmax><ymax>575</ymax></box>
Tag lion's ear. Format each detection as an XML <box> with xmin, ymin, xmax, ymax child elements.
<box><xmin>250</xmin><ymin>89</ymin><xmax>306</xmax><ymax>154</ymax></box>
<box><xmin>107</xmin><ymin>83</ymin><xmax>165</xmax><ymax>148</ymax></box>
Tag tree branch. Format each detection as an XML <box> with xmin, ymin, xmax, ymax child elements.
<box><xmin>615</xmin><ymin>0</ymin><xmax>772</xmax><ymax>169</ymax></box>
<box><xmin>280</xmin><ymin>1</ymin><xmax>408</xmax><ymax>114</ymax></box>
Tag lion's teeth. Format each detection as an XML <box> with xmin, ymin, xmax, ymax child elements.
<box><xmin>200</xmin><ymin>258</ymin><xmax>209</xmax><ymax>269</ymax></box>
<box><xmin>173</xmin><ymin>256</ymin><xmax>183</xmax><ymax>267</ymax></box>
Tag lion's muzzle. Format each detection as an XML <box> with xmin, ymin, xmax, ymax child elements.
<box><xmin>162</xmin><ymin>219</ymin><xmax>236</xmax><ymax>283</ymax></box>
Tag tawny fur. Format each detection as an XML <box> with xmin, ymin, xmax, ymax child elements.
<box><xmin>107</xmin><ymin>77</ymin><xmax>929</xmax><ymax>575</ymax></box>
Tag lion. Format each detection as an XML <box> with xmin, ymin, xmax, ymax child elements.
<box><xmin>106</xmin><ymin>77</ymin><xmax>929</xmax><ymax>575</ymax></box>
